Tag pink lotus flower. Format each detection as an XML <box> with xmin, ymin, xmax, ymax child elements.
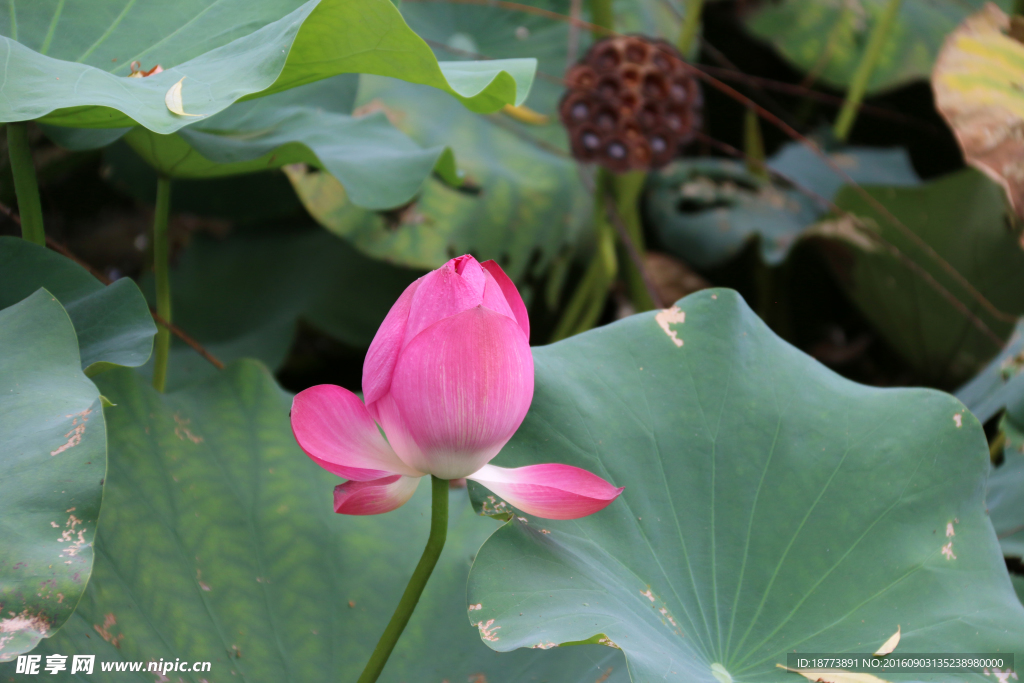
<box><xmin>291</xmin><ymin>255</ymin><xmax>623</xmax><ymax>519</ymax></box>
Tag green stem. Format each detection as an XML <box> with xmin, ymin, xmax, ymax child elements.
<box><xmin>589</xmin><ymin>0</ymin><xmax>613</xmax><ymax>36</ymax></box>
<box><xmin>571</xmin><ymin>221</ymin><xmax>617</xmax><ymax>336</ymax></box>
<box><xmin>151</xmin><ymin>176</ymin><xmax>173</xmax><ymax>393</ymax></box>
<box><xmin>611</xmin><ymin>170</ymin><xmax>656</xmax><ymax>312</ymax></box>
<box><xmin>832</xmin><ymin>0</ymin><xmax>903</xmax><ymax>141</ymax></box>
<box><xmin>677</xmin><ymin>0</ymin><xmax>705</xmax><ymax>56</ymax></box>
<box><xmin>744</xmin><ymin>109</ymin><xmax>768</xmax><ymax>181</ymax></box>
<box><xmin>7</xmin><ymin>122</ymin><xmax>45</xmax><ymax>245</ymax></box>
<box><xmin>551</xmin><ymin>172</ymin><xmax>620</xmax><ymax>342</ymax></box>
<box><xmin>357</xmin><ymin>476</ymin><xmax>449</xmax><ymax>683</ymax></box>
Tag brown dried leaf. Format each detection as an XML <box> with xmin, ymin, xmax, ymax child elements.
<box><xmin>933</xmin><ymin>3</ymin><xmax>1024</xmax><ymax>222</ymax></box>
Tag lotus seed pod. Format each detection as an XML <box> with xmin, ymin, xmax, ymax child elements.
<box><xmin>559</xmin><ymin>35</ymin><xmax>702</xmax><ymax>173</ymax></box>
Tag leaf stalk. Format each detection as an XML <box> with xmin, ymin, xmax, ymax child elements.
<box><xmin>833</xmin><ymin>0</ymin><xmax>903</xmax><ymax>141</ymax></box>
<box><xmin>7</xmin><ymin>122</ymin><xmax>45</xmax><ymax>246</ymax></box>
<box><xmin>151</xmin><ymin>176</ymin><xmax>173</xmax><ymax>393</ymax></box>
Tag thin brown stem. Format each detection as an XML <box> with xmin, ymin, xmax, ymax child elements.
<box><xmin>687</xmin><ymin>69</ymin><xmax>1017</xmax><ymax>325</ymax></box>
<box><xmin>39</xmin><ymin>233</ymin><xmax>226</xmax><ymax>370</ymax></box>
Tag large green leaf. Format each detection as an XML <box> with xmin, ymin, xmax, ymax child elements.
<box><xmin>2</xmin><ymin>362</ymin><xmax>629</xmax><ymax>682</ymax></box>
<box><xmin>45</xmin><ymin>75</ymin><xmax>459</xmax><ymax>210</ymax></box>
<box><xmin>466</xmin><ymin>288</ymin><xmax>1023</xmax><ymax>682</ymax></box>
<box><xmin>645</xmin><ymin>144</ymin><xmax>918</xmax><ymax>269</ymax></box>
<box><xmin>956</xmin><ymin>319</ymin><xmax>1024</xmax><ymax>424</ymax></box>
<box><xmin>744</xmin><ymin>0</ymin><xmax>1012</xmax><ymax>93</ymax></box>
<box><xmin>0</xmin><ymin>237</ymin><xmax>154</xmax><ymax>372</ymax></box>
<box><xmin>286</xmin><ymin>75</ymin><xmax>591</xmax><ymax>280</ymax></box>
<box><xmin>138</xmin><ymin>226</ymin><xmax>421</xmax><ymax>391</ymax></box>
<box><xmin>0</xmin><ymin>290</ymin><xmax>106</xmax><ymax>661</ymax></box>
<box><xmin>0</xmin><ymin>0</ymin><xmax>535</xmax><ymax>133</ymax></box>
<box><xmin>814</xmin><ymin>169</ymin><xmax>1024</xmax><ymax>387</ymax></box>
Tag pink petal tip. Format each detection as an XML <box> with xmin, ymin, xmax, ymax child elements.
<box><xmin>468</xmin><ymin>463</ymin><xmax>623</xmax><ymax>520</ymax></box>
<box><xmin>333</xmin><ymin>475</ymin><xmax>421</xmax><ymax>515</ymax></box>
<box><xmin>291</xmin><ymin>384</ymin><xmax>421</xmax><ymax>481</ymax></box>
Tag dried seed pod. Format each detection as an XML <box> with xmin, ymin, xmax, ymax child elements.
<box><xmin>560</xmin><ymin>35</ymin><xmax>702</xmax><ymax>172</ymax></box>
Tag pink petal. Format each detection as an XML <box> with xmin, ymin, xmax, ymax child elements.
<box><xmin>363</xmin><ymin>278</ymin><xmax>422</xmax><ymax>407</ymax></box>
<box><xmin>403</xmin><ymin>256</ymin><xmax>486</xmax><ymax>346</ymax></box>
<box><xmin>334</xmin><ymin>475</ymin><xmax>421</xmax><ymax>515</ymax></box>
<box><xmin>481</xmin><ymin>260</ymin><xmax>530</xmax><ymax>340</ymax></box>
<box><xmin>291</xmin><ymin>385</ymin><xmax>422</xmax><ymax>481</ymax></box>
<box><xmin>480</xmin><ymin>270</ymin><xmax>517</xmax><ymax>324</ymax></box>
<box><xmin>467</xmin><ymin>464</ymin><xmax>624</xmax><ymax>520</ymax></box>
<box><xmin>386</xmin><ymin>306</ymin><xmax>534</xmax><ymax>479</ymax></box>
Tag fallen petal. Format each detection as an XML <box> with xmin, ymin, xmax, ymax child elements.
<box><xmin>291</xmin><ymin>384</ymin><xmax>422</xmax><ymax>481</ymax></box>
<box><xmin>165</xmin><ymin>77</ymin><xmax>201</xmax><ymax>117</ymax></box>
<box><xmin>873</xmin><ymin>625</ymin><xmax>900</xmax><ymax>656</ymax></box>
<box><xmin>334</xmin><ymin>475</ymin><xmax>420</xmax><ymax>515</ymax></box>
<box><xmin>468</xmin><ymin>463</ymin><xmax>623</xmax><ymax>520</ymax></box>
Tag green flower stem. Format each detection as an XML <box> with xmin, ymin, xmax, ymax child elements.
<box><xmin>151</xmin><ymin>176</ymin><xmax>173</xmax><ymax>393</ymax></box>
<box><xmin>590</xmin><ymin>0</ymin><xmax>614</xmax><ymax>37</ymax></box>
<box><xmin>833</xmin><ymin>0</ymin><xmax>903</xmax><ymax>141</ymax></box>
<box><xmin>357</xmin><ymin>476</ymin><xmax>449</xmax><ymax>683</ymax></box>
<box><xmin>7</xmin><ymin>122</ymin><xmax>45</xmax><ymax>246</ymax></box>
<box><xmin>552</xmin><ymin>171</ymin><xmax>620</xmax><ymax>342</ymax></box>
<box><xmin>610</xmin><ymin>170</ymin><xmax>657</xmax><ymax>312</ymax></box>
<box><xmin>677</xmin><ymin>0</ymin><xmax>705</xmax><ymax>56</ymax></box>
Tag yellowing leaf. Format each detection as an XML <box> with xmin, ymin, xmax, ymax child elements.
<box><xmin>777</xmin><ymin>664</ymin><xmax>893</xmax><ymax>683</ymax></box>
<box><xmin>873</xmin><ymin>625</ymin><xmax>900</xmax><ymax>656</ymax></box>
<box><xmin>164</xmin><ymin>77</ymin><xmax>201</xmax><ymax>118</ymax></box>
<box><xmin>501</xmin><ymin>103</ymin><xmax>550</xmax><ymax>125</ymax></box>
<box><xmin>933</xmin><ymin>3</ymin><xmax>1024</xmax><ymax>220</ymax></box>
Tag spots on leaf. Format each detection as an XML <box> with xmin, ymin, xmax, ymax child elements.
<box><xmin>174</xmin><ymin>414</ymin><xmax>203</xmax><ymax>444</ymax></box>
<box><xmin>0</xmin><ymin>610</ymin><xmax>51</xmax><ymax>637</ymax></box>
<box><xmin>655</xmin><ymin>306</ymin><xmax>686</xmax><ymax>347</ymax></box>
<box><xmin>51</xmin><ymin>409</ymin><xmax>91</xmax><ymax>456</ymax></box>
<box><xmin>94</xmin><ymin>613</ymin><xmax>122</xmax><ymax>648</ymax></box>
<box><xmin>954</xmin><ymin>413</ymin><xmax>963</xmax><ymax>428</ymax></box>
<box><xmin>476</xmin><ymin>618</ymin><xmax>501</xmax><ymax>642</ymax></box>
<box><xmin>984</xmin><ymin>667</ymin><xmax>1019</xmax><ymax>683</ymax></box>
